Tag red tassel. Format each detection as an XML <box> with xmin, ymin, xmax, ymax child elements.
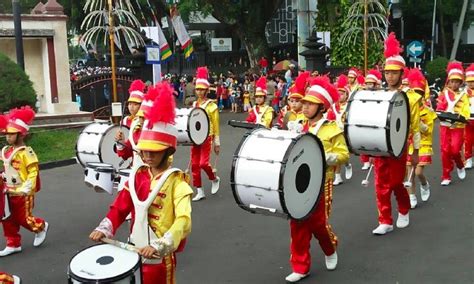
<box><xmin>144</xmin><ymin>84</ymin><xmax>160</xmax><ymax>102</ymax></box>
<box><xmin>147</xmin><ymin>82</ymin><xmax>176</xmax><ymax>126</ymax></box>
<box><xmin>128</xmin><ymin>80</ymin><xmax>146</xmax><ymax>93</ymax></box>
<box><xmin>9</xmin><ymin>106</ymin><xmax>35</xmax><ymax>125</ymax></box>
<box><xmin>384</xmin><ymin>32</ymin><xmax>403</xmax><ymax>58</ymax></box>
<box><xmin>357</xmin><ymin>75</ymin><xmax>365</xmax><ymax>85</ymax></box>
<box><xmin>0</xmin><ymin>115</ymin><xmax>8</xmax><ymax>131</ymax></box>
<box><xmin>294</xmin><ymin>72</ymin><xmax>310</xmax><ymax>94</ymax></box>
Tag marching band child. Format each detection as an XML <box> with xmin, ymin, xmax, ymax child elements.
<box><xmin>371</xmin><ymin>33</ymin><xmax>420</xmax><ymax>235</ymax></box>
<box><xmin>115</xmin><ymin>80</ymin><xmax>146</xmax><ymax>164</ymax></box>
<box><xmin>406</xmin><ymin>68</ymin><xmax>437</xmax><ymax>208</ymax></box>
<box><xmin>90</xmin><ymin>83</ymin><xmax>193</xmax><ymax>284</ymax></box>
<box><xmin>0</xmin><ymin>272</ymin><xmax>20</xmax><ymax>284</ymax></box>
<box><xmin>347</xmin><ymin>67</ymin><xmax>362</xmax><ymax>93</ymax></box>
<box><xmin>245</xmin><ymin>77</ymin><xmax>274</xmax><ymax>128</ymax></box>
<box><xmin>436</xmin><ymin>62</ymin><xmax>470</xmax><ymax>185</ymax></box>
<box><xmin>0</xmin><ymin>106</ymin><xmax>49</xmax><ymax>257</ymax></box>
<box><xmin>464</xmin><ymin>64</ymin><xmax>474</xmax><ymax>169</ymax></box>
<box><xmin>327</xmin><ymin>74</ymin><xmax>352</xmax><ymax>185</ymax></box>
<box><xmin>191</xmin><ymin>67</ymin><xmax>220</xmax><ymax>201</ymax></box>
<box><xmin>282</xmin><ymin>71</ymin><xmax>309</xmax><ymax>131</ymax></box>
<box><xmin>285</xmin><ymin>76</ymin><xmax>349</xmax><ymax>283</ymax></box>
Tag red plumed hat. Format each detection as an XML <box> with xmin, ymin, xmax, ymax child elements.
<box><xmin>128</xmin><ymin>80</ymin><xmax>146</xmax><ymax>103</ymax></box>
<box><xmin>407</xmin><ymin>68</ymin><xmax>426</xmax><ymax>92</ymax></box>
<box><xmin>0</xmin><ymin>115</ymin><xmax>8</xmax><ymax>133</ymax></box>
<box><xmin>336</xmin><ymin>74</ymin><xmax>350</xmax><ymax>94</ymax></box>
<box><xmin>195</xmin><ymin>66</ymin><xmax>210</xmax><ymax>89</ymax></box>
<box><xmin>357</xmin><ymin>75</ymin><xmax>365</xmax><ymax>85</ymax></box>
<box><xmin>289</xmin><ymin>71</ymin><xmax>310</xmax><ymax>99</ymax></box>
<box><xmin>348</xmin><ymin>67</ymin><xmax>360</xmax><ymax>78</ymax></box>
<box><xmin>365</xmin><ymin>69</ymin><xmax>382</xmax><ymax>84</ymax></box>
<box><xmin>402</xmin><ymin>67</ymin><xmax>410</xmax><ymax>84</ymax></box>
<box><xmin>137</xmin><ymin>82</ymin><xmax>178</xmax><ymax>152</ymax></box>
<box><xmin>446</xmin><ymin>61</ymin><xmax>464</xmax><ymax>81</ymax></box>
<box><xmin>466</xmin><ymin>63</ymin><xmax>474</xmax><ymax>82</ymax></box>
<box><xmin>255</xmin><ymin>76</ymin><xmax>267</xmax><ymax>96</ymax></box>
<box><xmin>303</xmin><ymin>76</ymin><xmax>340</xmax><ymax>110</ymax></box>
<box><xmin>384</xmin><ymin>32</ymin><xmax>405</xmax><ymax>71</ymax></box>
<box><xmin>137</xmin><ymin>84</ymin><xmax>160</xmax><ymax>117</ymax></box>
<box><xmin>6</xmin><ymin>106</ymin><xmax>35</xmax><ymax>135</ymax></box>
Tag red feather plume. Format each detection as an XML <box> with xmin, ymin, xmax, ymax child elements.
<box><xmin>128</xmin><ymin>80</ymin><xmax>146</xmax><ymax>93</ymax></box>
<box><xmin>196</xmin><ymin>66</ymin><xmax>209</xmax><ymax>80</ymax></box>
<box><xmin>143</xmin><ymin>84</ymin><xmax>160</xmax><ymax>102</ymax></box>
<box><xmin>367</xmin><ymin>69</ymin><xmax>382</xmax><ymax>81</ymax></box>
<box><xmin>310</xmin><ymin>76</ymin><xmax>340</xmax><ymax>103</ymax></box>
<box><xmin>336</xmin><ymin>74</ymin><xmax>349</xmax><ymax>89</ymax></box>
<box><xmin>402</xmin><ymin>67</ymin><xmax>410</xmax><ymax>79</ymax></box>
<box><xmin>294</xmin><ymin>71</ymin><xmax>310</xmax><ymax>94</ymax></box>
<box><xmin>407</xmin><ymin>68</ymin><xmax>425</xmax><ymax>84</ymax></box>
<box><xmin>146</xmin><ymin>82</ymin><xmax>176</xmax><ymax>126</ymax></box>
<box><xmin>357</xmin><ymin>75</ymin><xmax>365</xmax><ymax>85</ymax></box>
<box><xmin>0</xmin><ymin>115</ymin><xmax>8</xmax><ymax>131</ymax></box>
<box><xmin>8</xmin><ymin>106</ymin><xmax>35</xmax><ymax>125</ymax></box>
<box><xmin>256</xmin><ymin>76</ymin><xmax>267</xmax><ymax>91</ymax></box>
<box><xmin>446</xmin><ymin>61</ymin><xmax>464</xmax><ymax>73</ymax></box>
<box><xmin>384</xmin><ymin>32</ymin><xmax>403</xmax><ymax>58</ymax></box>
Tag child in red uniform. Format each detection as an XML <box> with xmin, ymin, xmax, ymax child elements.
<box><xmin>0</xmin><ymin>106</ymin><xmax>48</xmax><ymax>257</ymax></box>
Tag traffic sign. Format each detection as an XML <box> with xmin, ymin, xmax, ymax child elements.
<box><xmin>409</xmin><ymin>57</ymin><xmax>422</xmax><ymax>63</ymax></box>
<box><xmin>407</xmin><ymin>41</ymin><xmax>424</xmax><ymax>57</ymax></box>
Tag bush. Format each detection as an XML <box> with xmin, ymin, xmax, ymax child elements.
<box><xmin>0</xmin><ymin>52</ymin><xmax>37</xmax><ymax>112</ymax></box>
<box><xmin>425</xmin><ymin>56</ymin><xmax>449</xmax><ymax>84</ymax></box>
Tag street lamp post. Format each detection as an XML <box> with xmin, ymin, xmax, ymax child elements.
<box><xmin>108</xmin><ymin>0</ymin><xmax>118</xmax><ymax>104</ymax></box>
<box><xmin>12</xmin><ymin>0</ymin><xmax>25</xmax><ymax>70</ymax></box>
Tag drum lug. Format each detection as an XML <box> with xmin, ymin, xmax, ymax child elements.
<box><xmin>95</xmin><ymin>173</ymin><xmax>100</xmax><ymax>180</ymax></box>
<box><xmin>84</xmin><ymin>169</ymin><xmax>88</xmax><ymax>176</ymax></box>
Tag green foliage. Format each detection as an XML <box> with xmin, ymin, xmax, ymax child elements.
<box><xmin>425</xmin><ymin>56</ymin><xmax>449</xmax><ymax>83</ymax></box>
<box><xmin>0</xmin><ymin>53</ymin><xmax>37</xmax><ymax>113</ymax></box>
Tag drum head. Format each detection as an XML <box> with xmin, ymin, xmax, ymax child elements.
<box><xmin>188</xmin><ymin>108</ymin><xmax>210</xmax><ymax>145</ymax></box>
<box><xmin>388</xmin><ymin>92</ymin><xmax>409</xmax><ymax>157</ymax></box>
<box><xmin>100</xmin><ymin>125</ymin><xmax>131</xmax><ymax>169</ymax></box>
<box><xmin>281</xmin><ymin>134</ymin><xmax>326</xmax><ymax>220</ymax></box>
<box><xmin>69</xmin><ymin>244</ymin><xmax>140</xmax><ymax>282</ymax></box>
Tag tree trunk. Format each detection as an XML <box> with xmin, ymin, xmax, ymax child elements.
<box><xmin>438</xmin><ymin>0</ymin><xmax>447</xmax><ymax>57</ymax></box>
<box><xmin>235</xmin><ymin>27</ymin><xmax>270</xmax><ymax>69</ymax></box>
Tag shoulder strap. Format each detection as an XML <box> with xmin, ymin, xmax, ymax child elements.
<box><xmin>1</xmin><ymin>146</ymin><xmax>26</xmax><ymax>163</ymax></box>
<box><xmin>310</xmin><ymin>119</ymin><xmax>327</xmax><ymax>136</ymax></box>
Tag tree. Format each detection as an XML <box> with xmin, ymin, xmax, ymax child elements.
<box><xmin>0</xmin><ymin>52</ymin><xmax>37</xmax><ymax>112</ymax></box>
<box><xmin>177</xmin><ymin>0</ymin><xmax>284</xmax><ymax>68</ymax></box>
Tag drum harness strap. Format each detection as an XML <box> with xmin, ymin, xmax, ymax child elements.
<box><xmin>253</xmin><ymin>105</ymin><xmax>269</xmax><ymax>126</ymax></box>
<box><xmin>309</xmin><ymin>119</ymin><xmax>328</xmax><ymax>136</ymax></box>
<box><xmin>193</xmin><ymin>99</ymin><xmax>212</xmax><ymax>110</ymax></box>
<box><xmin>1</xmin><ymin>146</ymin><xmax>27</xmax><ymax>193</ymax></box>
<box><xmin>441</xmin><ymin>90</ymin><xmax>465</xmax><ymax>127</ymax></box>
<box><xmin>128</xmin><ymin>166</ymin><xmax>180</xmax><ymax>264</ymax></box>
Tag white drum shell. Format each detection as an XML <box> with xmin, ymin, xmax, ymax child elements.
<box><xmin>84</xmin><ymin>163</ymin><xmax>112</xmax><ymax>188</ymax></box>
<box><xmin>175</xmin><ymin>108</ymin><xmax>210</xmax><ymax>145</ymax></box>
<box><xmin>232</xmin><ymin>128</ymin><xmax>325</xmax><ymax>220</ymax></box>
<box><xmin>93</xmin><ymin>166</ymin><xmax>115</xmax><ymax>195</ymax></box>
<box><xmin>345</xmin><ymin>90</ymin><xmax>409</xmax><ymax>157</ymax></box>
<box><xmin>76</xmin><ymin>123</ymin><xmax>131</xmax><ymax>169</ymax></box>
<box><xmin>118</xmin><ymin>169</ymin><xmax>131</xmax><ymax>192</ymax></box>
<box><xmin>68</xmin><ymin>244</ymin><xmax>141</xmax><ymax>283</ymax></box>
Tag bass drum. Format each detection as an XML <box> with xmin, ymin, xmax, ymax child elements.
<box><xmin>68</xmin><ymin>244</ymin><xmax>142</xmax><ymax>283</ymax></box>
<box><xmin>175</xmin><ymin>108</ymin><xmax>209</xmax><ymax>145</ymax></box>
<box><xmin>344</xmin><ymin>90</ymin><xmax>409</xmax><ymax>157</ymax></box>
<box><xmin>231</xmin><ymin>128</ymin><xmax>325</xmax><ymax>220</ymax></box>
<box><xmin>76</xmin><ymin>122</ymin><xmax>131</xmax><ymax>169</ymax></box>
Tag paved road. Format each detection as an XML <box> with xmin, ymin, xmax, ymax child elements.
<box><xmin>1</xmin><ymin>112</ymin><xmax>473</xmax><ymax>283</ymax></box>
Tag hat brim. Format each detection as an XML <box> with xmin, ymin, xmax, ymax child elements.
<box><xmin>136</xmin><ymin>140</ymin><xmax>172</xmax><ymax>152</ymax></box>
<box><xmin>195</xmin><ymin>84</ymin><xmax>209</xmax><ymax>90</ymax></box>
<box><xmin>301</xmin><ymin>96</ymin><xmax>323</xmax><ymax>105</ymax></box>
<box><xmin>384</xmin><ymin>65</ymin><xmax>403</xmax><ymax>71</ymax></box>
<box><xmin>127</xmin><ymin>98</ymin><xmax>143</xmax><ymax>104</ymax></box>
<box><xmin>448</xmin><ymin>75</ymin><xmax>464</xmax><ymax>81</ymax></box>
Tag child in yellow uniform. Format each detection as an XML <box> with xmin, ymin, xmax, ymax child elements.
<box><xmin>245</xmin><ymin>77</ymin><xmax>274</xmax><ymax>128</ymax></box>
<box><xmin>284</xmin><ymin>72</ymin><xmax>309</xmax><ymax>132</ymax></box>
<box><xmin>0</xmin><ymin>106</ymin><xmax>48</xmax><ymax>257</ymax></box>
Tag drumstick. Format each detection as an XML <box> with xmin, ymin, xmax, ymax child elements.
<box><xmin>403</xmin><ymin>168</ymin><xmax>414</xmax><ymax>188</ymax></box>
<box><xmin>101</xmin><ymin>237</ymin><xmax>160</xmax><ymax>259</ymax></box>
<box><xmin>184</xmin><ymin>159</ymin><xmax>192</xmax><ymax>174</ymax></box>
<box><xmin>361</xmin><ymin>164</ymin><xmax>374</xmax><ymax>187</ymax></box>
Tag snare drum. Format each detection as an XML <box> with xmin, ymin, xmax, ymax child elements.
<box><xmin>344</xmin><ymin>90</ymin><xmax>409</xmax><ymax>157</ymax></box>
<box><xmin>68</xmin><ymin>244</ymin><xmax>142</xmax><ymax>284</ymax></box>
<box><xmin>231</xmin><ymin>128</ymin><xmax>325</xmax><ymax>220</ymax></box>
<box><xmin>84</xmin><ymin>163</ymin><xmax>112</xmax><ymax>188</ymax></box>
<box><xmin>175</xmin><ymin>108</ymin><xmax>209</xmax><ymax>145</ymax></box>
<box><xmin>94</xmin><ymin>166</ymin><xmax>115</xmax><ymax>194</ymax></box>
<box><xmin>118</xmin><ymin>169</ymin><xmax>131</xmax><ymax>192</ymax></box>
<box><xmin>76</xmin><ymin>122</ymin><xmax>131</xmax><ymax>169</ymax></box>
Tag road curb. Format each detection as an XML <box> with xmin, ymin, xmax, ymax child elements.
<box><xmin>39</xmin><ymin>158</ymin><xmax>78</xmax><ymax>170</ymax></box>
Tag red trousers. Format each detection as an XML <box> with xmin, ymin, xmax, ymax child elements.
<box><xmin>191</xmin><ymin>136</ymin><xmax>216</xmax><ymax>187</ymax></box>
<box><xmin>142</xmin><ymin>254</ymin><xmax>177</xmax><ymax>284</ymax></box>
<box><xmin>1</xmin><ymin>195</ymin><xmax>45</xmax><ymax>248</ymax></box>
<box><xmin>360</xmin><ymin>155</ymin><xmax>370</xmax><ymax>164</ymax></box>
<box><xmin>465</xmin><ymin>122</ymin><xmax>474</xmax><ymax>160</ymax></box>
<box><xmin>374</xmin><ymin>153</ymin><xmax>410</xmax><ymax>225</ymax></box>
<box><xmin>0</xmin><ymin>272</ymin><xmax>14</xmax><ymax>284</ymax></box>
<box><xmin>440</xmin><ymin>126</ymin><xmax>465</xmax><ymax>180</ymax></box>
<box><xmin>289</xmin><ymin>179</ymin><xmax>337</xmax><ymax>274</ymax></box>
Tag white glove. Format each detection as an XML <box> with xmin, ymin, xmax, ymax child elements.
<box><xmin>18</xmin><ymin>180</ymin><xmax>33</xmax><ymax>195</ymax></box>
<box><xmin>287</xmin><ymin>121</ymin><xmax>303</xmax><ymax>133</ymax></box>
<box><xmin>151</xmin><ymin>232</ymin><xmax>174</xmax><ymax>257</ymax></box>
<box><xmin>420</xmin><ymin>122</ymin><xmax>428</xmax><ymax>133</ymax></box>
<box><xmin>325</xmin><ymin>153</ymin><xmax>339</xmax><ymax>166</ymax></box>
<box><xmin>213</xmin><ymin>136</ymin><xmax>221</xmax><ymax>147</ymax></box>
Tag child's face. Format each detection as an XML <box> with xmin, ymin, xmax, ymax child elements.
<box><xmin>289</xmin><ymin>98</ymin><xmax>302</xmax><ymax>112</ymax></box>
<box><xmin>255</xmin><ymin>96</ymin><xmax>265</xmax><ymax>105</ymax></box>
<box><xmin>302</xmin><ymin>101</ymin><xmax>320</xmax><ymax>118</ymax></box>
<box><xmin>467</xmin><ymin>81</ymin><xmax>474</xmax><ymax>90</ymax></box>
<box><xmin>348</xmin><ymin>76</ymin><xmax>356</xmax><ymax>85</ymax></box>
<box><xmin>447</xmin><ymin>79</ymin><xmax>462</xmax><ymax>91</ymax></box>
<box><xmin>384</xmin><ymin>70</ymin><xmax>402</xmax><ymax>87</ymax></box>
<box><xmin>5</xmin><ymin>133</ymin><xmax>19</xmax><ymax>145</ymax></box>
<box><xmin>365</xmin><ymin>82</ymin><xmax>375</xmax><ymax>90</ymax></box>
<box><xmin>196</xmin><ymin>88</ymin><xmax>208</xmax><ymax>99</ymax></box>
<box><xmin>128</xmin><ymin>102</ymin><xmax>141</xmax><ymax>116</ymax></box>
<box><xmin>141</xmin><ymin>150</ymin><xmax>167</xmax><ymax>168</ymax></box>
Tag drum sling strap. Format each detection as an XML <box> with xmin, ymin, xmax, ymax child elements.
<box><xmin>309</xmin><ymin>119</ymin><xmax>328</xmax><ymax>136</ymax></box>
<box><xmin>1</xmin><ymin>146</ymin><xmax>27</xmax><ymax>192</ymax></box>
<box><xmin>253</xmin><ymin>105</ymin><xmax>269</xmax><ymax>126</ymax></box>
<box><xmin>128</xmin><ymin>167</ymin><xmax>180</xmax><ymax>264</ymax></box>
<box><xmin>445</xmin><ymin>90</ymin><xmax>464</xmax><ymax>113</ymax></box>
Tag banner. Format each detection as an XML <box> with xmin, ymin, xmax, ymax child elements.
<box><xmin>170</xmin><ymin>5</ymin><xmax>194</xmax><ymax>59</ymax></box>
<box><xmin>157</xmin><ymin>25</ymin><xmax>172</xmax><ymax>62</ymax></box>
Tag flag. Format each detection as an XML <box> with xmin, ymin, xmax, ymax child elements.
<box><xmin>157</xmin><ymin>25</ymin><xmax>172</xmax><ymax>62</ymax></box>
<box><xmin>170</xmin><ymin>5</ymin><xmax>194</xmax><ymax>59</ymax></box>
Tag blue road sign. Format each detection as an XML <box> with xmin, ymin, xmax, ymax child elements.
<box><xmin>407</xmin><ymin>41</ymin><xmax>424</xmax><ymax>57</ymax></box>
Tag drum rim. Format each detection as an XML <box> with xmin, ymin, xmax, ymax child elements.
<box><xmin>188</xmin><ymin>108</ymin><xmax>210</xmax><ymax>145</ymax></box>
<box><xmin>386</xmin><ymin>91</ymin><xmax>410</xmax><ymax>157</ymax></box>
<box><xmin>280</xmin><ymin>133</ymin><xmax>326</xmax><ymax>220</ymax></box>
<box><xmin>68</xmin><ymin>243</ymin><xmax>142</xmax><ymax>282</ymax></box>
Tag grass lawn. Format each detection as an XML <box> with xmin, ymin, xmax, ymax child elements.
<box><xmin>0</xmin><ymin>128</ymin><xmax>80</xmax><ymax>164</ymax></box>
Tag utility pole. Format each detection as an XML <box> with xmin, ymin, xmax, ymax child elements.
<box><xmin>12</xmin><ymin>0</ymin><xmax>24</xmax><ymax>70</ymax></box>
<box><xmin>450</xmin><ymin>0</ymin><xmax>468</xmax><ymax>60</ymax></box>
<box><xmin>107</xmin><ymin>0</ymin><xmax>118</xmax><ymax>104</ymax></box>
<box><xmin>430</xmin><ymin>0</ymin><xmax>437</xmax><ymax>61</ymax></box>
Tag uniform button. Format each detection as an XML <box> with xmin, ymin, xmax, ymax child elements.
<box><xmin>161</xmin><ymin>194</ymin><xmax>166</xmax><ymax>198</ymax></box>
<box><xmin>158</xmin><ymin>205</ymin><xmax>162</xmax><ymax>209</ymax></box>
<box><xmin>155</xmin><ymin>216</ymin><xmax>160</xmax><ymax>220</ymax></box>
